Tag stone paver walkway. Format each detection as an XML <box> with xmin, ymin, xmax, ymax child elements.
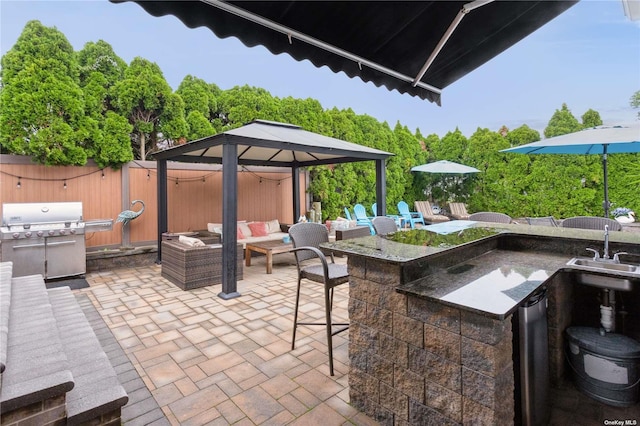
<box><xmin>78</xmin><ymin>252</ymin><xmax>379</xmax><ymax>425</ymax></box>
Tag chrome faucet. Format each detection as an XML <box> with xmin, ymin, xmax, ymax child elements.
<box><xmin>613</xmin><ymin>252</ymin><xmax>628</xmax><ymax>263</ymax></box>
<box><xmin>603</xmin><ymin>224</ymin><xmax>610</xmax><ymax>260</ymax></box>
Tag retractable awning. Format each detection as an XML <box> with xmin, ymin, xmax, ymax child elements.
<box><xmin>112</xmin><ymin>0</ymin><xmax>577</xmax><ymax>105</ymax></box>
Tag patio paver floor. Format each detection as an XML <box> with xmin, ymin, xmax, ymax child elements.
<box><xmin>78</xmin><ymin>252</ymin><xmax>379</xmax><ymax>425</ymax></box>
<box><xmin>74</xmin><ymin>250</ymin><xmax>637</xmax><ymax>424</ymax></box>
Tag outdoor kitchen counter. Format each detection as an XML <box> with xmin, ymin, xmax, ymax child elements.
<box><xmin>395</xmin><ymin>249</ymin><xmax>567</xmax><ymax>319</ymax></box>
<box><xmin>322</xmin><ymin>224</ymin><xmax>640</xmax><ymax>319</ymax></box>
<box><xmin>324</xmin><ymin>225</ymin><xmax>640</xmax><ymax>424</ymax></box>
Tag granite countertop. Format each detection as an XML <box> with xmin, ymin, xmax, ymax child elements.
<box><xmin>323</xmin><ymin>222</ymin><xmax>640</xmax><ymax>320</ymax></box>
<box><xmin>396</xmin><ymin>249</ymin><xmax>568</xmax><ymax>319</ymax></box>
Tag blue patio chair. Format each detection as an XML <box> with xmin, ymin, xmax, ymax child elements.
<box><xmin>372</xmin><ymin>203</ymin><xmax>401</xmax><ymax>228</ymax></box>
<box><xmin>353</xmin><ymin>204</ymin><xmax>375</xmax><ymax>234</ymax></box>
<box><xmin>343</xmin><ymin>207</ymin><xmax>353</xmax><ymax>221</ymax></box>
<box><xmin>397</xmin><ymin>201</ymin><xmax>425</xmax><ymax>229</ymax></box>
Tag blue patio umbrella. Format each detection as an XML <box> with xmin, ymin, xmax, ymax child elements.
<box><xmin>500</xmin><ymin>124</ymin><xmax>640</xmax><ymax>217</ymax></box>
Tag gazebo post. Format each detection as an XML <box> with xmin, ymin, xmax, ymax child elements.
<box><xmin>292</xmin><ymin>164</ymin><xmax>300</xmax><ymax>222</ymax></box>
<box><xmin>219</xmin><ymin>140</ymin><xmax>241</xmax><ymax>300</ymax></box>
<box><xmin>156</xmin><ymin>159</ymin><xmax>168</xmax><ymax>264</ymax></box>
<box><xmin>375</xmin><ymin>159</ymin><xmax>386</xmax><ymax>216</ymax></box>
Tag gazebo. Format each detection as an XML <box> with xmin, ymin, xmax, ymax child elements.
<box><xmin>153</xmin><ymin>120</ymin><xmax>393</xmax><ymax>299</ymax></box>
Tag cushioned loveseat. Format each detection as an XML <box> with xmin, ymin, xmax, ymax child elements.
<box><xmin>207</xmin><ymin>219</ymin><xmax>289</xmax><ymax>248</ymax></box>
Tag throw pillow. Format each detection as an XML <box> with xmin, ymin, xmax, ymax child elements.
<box><xmin>237</xmin><ymin>226</ymin><xmax>245</xmax><ymax>240</ymax></box>
<box><xmin>248</xmin><ymin>221</ymin><xmax>269</xmax><ymax>237</ymax></box>
<box><xmin>238</xmin><ymin>222</ymin><xmax>252</xmax><ymax>238</ymax></box>
<box><xmin>178</xmin><ymin>235</ymin><xmax>205</xmax><ymax>247</ymax></box>
<box><xmin>266</xmin><ymin>219</ymin><xmax>281</xmax><ymax>234</ymax></box>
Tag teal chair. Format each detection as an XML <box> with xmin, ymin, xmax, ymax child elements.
<box><xmin>397</xmin><ymin>201</ymin><xmax>425</xmax><ymax>229</ymax></box>
<box><xmin>353</xmin><ymin>204</ymin><xmax>375</xmax><ymax>234</ymax></box>
<box><xmin>343</xmin><ymin>207</ymin><xmax>353</xmax><ymax>221</ymax></box>
<box><xmin>372</xmin><ymin>203</ymin><xmax>401</xmax><ymax>229</ymax></box>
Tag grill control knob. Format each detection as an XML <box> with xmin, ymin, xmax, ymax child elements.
<box><xmin>25</xmin><ymin>232</ymin><xmax>32</xmax><ymax>238</ymax></box>
<box><xmin>12</xmin><ymin>233</ymin><xmax>20</xmax><ymax>239</ymax></box>
<box><xmin>59</xmin><ymin>229</ymin><xmax>66</xmax><ymax>235</ymax></box>
<box><xmin>48</xmin><ymin>230</ymin><xmax>55</xmax><ymax>236</ymax></box>
<box><xmin>37</xmin><ymin>231</ymin><xmax>44</xmax><ymax>237</ymax></box>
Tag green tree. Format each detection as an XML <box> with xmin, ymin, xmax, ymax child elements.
<box><xmin>76</xmin><ymin>40</ymin><xmax>132</xmax><ymax>167</ymax></box>
<box><xmin>581</xmin><ymin>109</ymin><xmax>603</xmax><ymax>128</ymax></box>
<box><xmin>77</xmin><ymin>40</ymin><xmax>127</xmax><ymax>89</ymax></box>
<box><xmin>177</xmin><ymin>75</ymin><xmax>218</xmax><ymax>136</ymax></box>
<box><xmin>0</xmin><ymin>20</ymin><xmax>88</xmax><ymax>165</ymax></box>
<box><xmin>213</xmin><ymin>85</ymin><xmax>279</xmax><ymax>130</ymax></box>
<box><xmin>544</xmin><ymin>103</ymin><xmax>583</xmax><ymax>138</ymax></box>
<box><xmin>157</xmin><ymin>92</ymin><xmax>188</xmax><ymax>146</ymax></box>
<box><xmin>185</xmin><ymin>111</ymin><xmax>215</xmax><ymax>141</ymax></box>
<box><xmin>91</xmin><ymin>111</ymin><xmax>134</xmax><ymax>167</ymax></box>
<box><xmin>465</xmin><ymin>128</ymin><xmax>512</xmax><ymax>214</ymax></box>
<box><xmin>113</xmin><ymin>57</ymin><xmax>180</xmax><ymax>159</ymax></box>
<box><xmin>631</xmin><ymin>90</ymin><xmax>640</xmax><ymax>119</ymax></box>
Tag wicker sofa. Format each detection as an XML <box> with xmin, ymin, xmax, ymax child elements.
<box><xmin>207</xmin><ymin>219</ymin><xmax>290</xmax><ymax>248</ymax></box>
<box><xmin>161</xmin><ymin>240</ymin><xmax>243</xmax><ymax>290</ymax></box>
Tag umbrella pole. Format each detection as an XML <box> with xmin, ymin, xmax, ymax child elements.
<box><xmin>602</xmin><ymin>146</ymin><xmax>609</xmax><ymax>218</ymax></box>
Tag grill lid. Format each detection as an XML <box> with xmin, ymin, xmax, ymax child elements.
<box><xmin>2</xmin><ymin>202</ymin><xmax>83</xmax><ymax>228</ymax></box>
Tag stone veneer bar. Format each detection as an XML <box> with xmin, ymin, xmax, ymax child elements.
<box><xmin>324</xmin><ymin>225</ymin><xmax>640</xmax><ymax>425</ymax></box>
<box><xmin>347</xmin><ymin>254</ymin><xmax>515</xmax><ymax>424</ymax></box>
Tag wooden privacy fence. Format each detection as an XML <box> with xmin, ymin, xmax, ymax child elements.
<box><xmin>0</xmin><ymin>155</ymin><xmax>307</xmax><ymax>248</ymax></box>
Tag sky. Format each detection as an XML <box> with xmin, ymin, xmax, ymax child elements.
<box><xmin>1</xmin><ymin>0</ymin><xmax>639</xmax><ymax>138</ymax></box>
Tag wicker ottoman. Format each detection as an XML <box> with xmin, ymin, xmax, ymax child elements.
<box><xmin>161</xmin><ymin>241</ymin><xmax>243</xmax><ymax>290</ymax></box>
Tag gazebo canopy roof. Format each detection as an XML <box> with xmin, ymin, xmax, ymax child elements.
<box><xmin>153</xmin><ymin>120</ymin><xmax>393</xmax><ymax>166</ymax></box>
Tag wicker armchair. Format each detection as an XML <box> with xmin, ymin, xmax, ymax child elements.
<box><xmin>372</xmin><ymin>216</ymin><xmax>398</xmax><ymax>235</ymax></box>
<box><xmin>561</xmin><ymin>216</ymin><xmax>622</xmax><ymax>231</ymax></box>
<box><xmin>161</xmin><ymin>241</ymin><xmax>243</xmax><ymax>290</ymax></box>
<box><xmin>289</xmin><ymin>222</ymin><xmax>349</xmax><ymax>376</ymax></box>
<box><xmin>468</xmin><ymin>212</ymin><xmax>512</xmax><ymax>224</ymax></box>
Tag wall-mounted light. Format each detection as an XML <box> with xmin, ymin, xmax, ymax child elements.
<box><xmin>16</xmin><ymin>177</ymin><xmax>21</xmax><ymax>189</ymax></box>
<box><xmin>259</xmin><ymin>177</ymin><xmax>263</xmax><ymax>184</ymax></box>
<box><xmin>175</xmin><ymin>178</ymin><xmax>179</xmax><ymax>186</ymax></box>
<box><xmin>202</xmin><ymin>176</ymin><xmax>206</xmax><ymax>183</ymax></box>
<box><xmin>63</xmin><ymin>180</ymin><xmax>67</xmax><ymax>190</ymax></box>
<box><xmin>147</xmin><ymin>170</ymin><xmax>151</xmax><ymax>180</ymax></box>
<box><xmin>101</xmin><ymin>169</ymin><xmax>105</xmax><ymax>179</ymax></box>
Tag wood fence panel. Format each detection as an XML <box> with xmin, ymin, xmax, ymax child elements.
<box><xmin>1</xmin><ymin>156</ymin><xmax>307</xmax><ymax>248</ymax></box>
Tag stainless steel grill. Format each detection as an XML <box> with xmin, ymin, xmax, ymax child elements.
<box><xmin>1</xmin><ymin>202</ymin><xmax>86</xmax><ymax>278</ymax></box>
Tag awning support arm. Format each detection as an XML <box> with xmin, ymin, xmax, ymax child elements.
<box><xmin>411</xmin><ymin>0</ymin><xmax>494</xmax><ymax>86</ymax></box>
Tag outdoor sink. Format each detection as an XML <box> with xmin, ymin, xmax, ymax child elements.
<box><xmin>566</xmin><ymin>257</ymin><xmax>640</xmax><ymax>291</ymax></box>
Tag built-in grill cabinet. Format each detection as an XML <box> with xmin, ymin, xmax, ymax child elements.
<box><xmin>1</xmin><ymin>202</ymin><xmax>86</xmax><ymax>279</ymax></box>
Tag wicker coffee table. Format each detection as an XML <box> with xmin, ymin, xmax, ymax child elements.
<box><xmin>245</xmin><ymin>240</ymin><xmax>293</xmax><ymax>274</ymax></box>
